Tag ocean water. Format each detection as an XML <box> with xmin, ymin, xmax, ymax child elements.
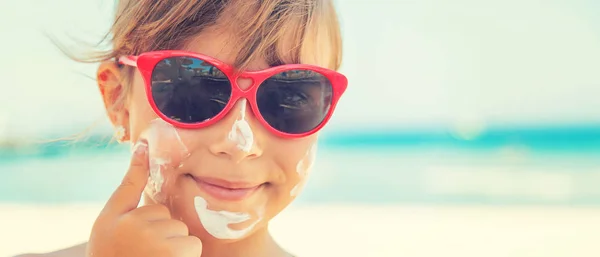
<box><xmin>2</xmin><ymin>126</ymin><xmax>600</xmax><ymax>206</ymax></box>
<box><xmin>2</xmin><ymin>0</ymin><xmax>600</xmax><ymax>208</ymax></box>
<box><xmin>2</xmin><ymin>0</ymin><xmax>600</xmax><ymax>206</ymax></box>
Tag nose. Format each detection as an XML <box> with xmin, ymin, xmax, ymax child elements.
<box><xmin>208</xmin><ymin>98</ymin><xmax>264</xmax><ymax>162</ymax></box>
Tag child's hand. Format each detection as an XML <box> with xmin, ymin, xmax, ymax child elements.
<box><xmin>86</xmin><ymin>141</ymin><xmax>203</xmax><ymax>257</ymax></box>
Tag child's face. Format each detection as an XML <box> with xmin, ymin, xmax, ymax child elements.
<box><xmin>99</xmin><ymin>26</ymin><xmax>319</xmax><ymax>242</ymax></box>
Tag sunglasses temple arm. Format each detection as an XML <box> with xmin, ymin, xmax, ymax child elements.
<box><xmin>118</xmin><ymin>56</ymin><xmax>139</xmax><ymax>67</ymax></box>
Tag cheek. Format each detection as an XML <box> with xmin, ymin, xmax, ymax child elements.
<box><xmin>139</xmin><ymin>119</ymin><xmax>191</xmax><ymax>203</ymax></box>
<box><xmin>289</xmin><ymin>142</ymin><xmax>317</xmax><ymax>197</ymax></box>
<box><xmin>269</xmin><ymin>139</ymin><xmax>319</xmax><ymax>203</ymax></box>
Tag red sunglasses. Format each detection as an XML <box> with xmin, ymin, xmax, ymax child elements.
<box><xmin>118</xmin><ymin>50</ymin><xmax>348</xmax><ymax>138</ymax></box>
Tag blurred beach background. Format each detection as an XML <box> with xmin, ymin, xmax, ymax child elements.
<box><xmin>1</xmin><ymin>0</ymin><xmax>600</xmax><ymax>256</ymax></box>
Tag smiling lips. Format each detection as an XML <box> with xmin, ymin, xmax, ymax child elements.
<box><xmin>191</xmin><ymin>176</ymin><xmax>263</xmax><ymax>201</ymax></box>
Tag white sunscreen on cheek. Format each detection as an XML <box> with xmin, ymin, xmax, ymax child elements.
<box><xmin>139</xmin><ymin>118</ymin><xmax>191</xmax><ymax>200</ymax></box>
<box><xmin>291</xmin><ymin>143</ymin><xmax>318</xmax><ymax>196</ymax></box>
<box><xmin>148</xmin><ymin>158</ymin><xmax>168</xmax><ymax>194</ymax></box>
<box><xmin>228</xmin><ymin>99</ymin><xmax>254</xmax><ymax>152</ymax></box>
<box><xmin>194</xmin><ymin>196</ymin><xmax>261</xmax><ymax>239</ymax></box>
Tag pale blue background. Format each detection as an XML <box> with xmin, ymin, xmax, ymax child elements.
<box><xmin>1</xmin><ymin>0</ymin><xmax>599</xmax><ymax>205</ymax></box>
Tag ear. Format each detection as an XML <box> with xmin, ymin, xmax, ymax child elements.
<box><xmin>97</xmin><ymin>61</ymin><xmax>131</xmax><ymax>142</ymax></box>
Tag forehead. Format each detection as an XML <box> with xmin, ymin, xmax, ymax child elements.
<box><xmin>181</xmin><ymin>26</ymin><xmax>271</xmax><ymax>72</ymax></box>
<box><xmin>179</xmin><ymin>0</ymin><xmax>309</xmax><ymax>72</ymax></box>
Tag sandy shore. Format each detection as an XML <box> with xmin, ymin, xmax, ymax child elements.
<box><xmin>2</xmin><ymin>204</ymin><xmax>600</xmax><ymax>257</ymax></box>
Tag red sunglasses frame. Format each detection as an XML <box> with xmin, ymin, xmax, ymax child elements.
<box><xmin>118</xmin><ymin>50</ymin><xmax>348</xmax><ymax>138</ymax></box>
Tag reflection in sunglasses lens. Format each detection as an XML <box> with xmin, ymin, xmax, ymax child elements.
<box><xmin>256</xmin><ymin>70</ymin><xmax>333</xmax><ymax>134</ymax></box>
<box><xmin>151</xmin><ymin>57</ymin><xmax>232</xmax><ymax>123</ymax></box>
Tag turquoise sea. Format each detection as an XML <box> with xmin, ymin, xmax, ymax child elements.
<box><xmin>2</xmin><ymin>1</ymin><xmax>600</xmax><ymax>208</ymax></box>
<box><xmin>3</xmin><ymin>125</ymin><xmax>600</xmax><ymax>206</ymax></box>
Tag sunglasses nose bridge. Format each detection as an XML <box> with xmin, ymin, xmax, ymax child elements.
<box><xmin>234</xmin><ymin>75</ymin><xmax>255</xmax><ymax>92</ymax></box>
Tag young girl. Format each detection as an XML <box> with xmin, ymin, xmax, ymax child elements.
<box><xmin>24</xmin><ymin>0</ymin><xmax>347</xmax><ymax>257</ymax></box>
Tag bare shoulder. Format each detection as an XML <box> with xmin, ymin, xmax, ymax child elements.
<box><xmin>14</xmin><ymin>243</ymin><xmax>87</xmax><ymax>257</ymax></box>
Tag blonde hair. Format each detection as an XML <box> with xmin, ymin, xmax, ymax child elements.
<box><xmin>68</xmin><ymin>0</ymin><xmax>343</xmax><ymax>116</ymax></box>
<box><xmin>82</xmin><ymin>0</ymin><xmax>342</xmax><ymax>67</ymax></box>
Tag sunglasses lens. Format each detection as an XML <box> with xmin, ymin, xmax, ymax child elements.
<box><xmin>256</xmin><ymin>70</ymin><xmax>333</xmax><ymax>134</ymax></box>
<box><xmin>151</xmin><ymin>57</ymin><xmax>231</xmax><ymax>124</ymax></box>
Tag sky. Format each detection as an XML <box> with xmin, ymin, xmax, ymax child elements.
<box><xmin>1</xmin><ymin>0</ymin><xmax>599</xmax><ymax>139</ymax></box>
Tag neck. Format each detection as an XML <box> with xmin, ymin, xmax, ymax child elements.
<box><xmin>200</xmin><ymin>225</ymin><xmax>288</xmax><ymax>257</ymax></box>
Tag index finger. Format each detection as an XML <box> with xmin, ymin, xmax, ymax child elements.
<box><xmin>103</xmin><ymin>141</ymin><xmax>149</xmax><ymax>215</ymax></box>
